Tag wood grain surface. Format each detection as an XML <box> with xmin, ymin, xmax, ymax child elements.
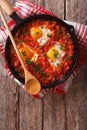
<box><xmin>0</xmin><ymin>0</ymin><xmax>87</xmax><ymax>130</ymax></box>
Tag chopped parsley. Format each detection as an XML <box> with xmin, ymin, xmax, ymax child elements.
<box><xmin>17</xmin><ymin>68</ymin><xmax>21</xmax><ymax>74</ymax></box>
<box><xmin>53</xmin><ymin>49</ymin><xmax>58</xmax><ymax>58</ymax></box>
<box><xmin>56</xmin><ymin>30</ymin><xmax>61</xmax><ymax>35</ymax></box>
<box><xmin>56</xmin><ymin>63</ymin><xmax>60</xmax><ymax>66</ymax></box>
<box><xmin>47</xmin><ymin>33</ymin><xmax>51</xmax><ymax>38</ymax></box>
<box><xmin>33</xmin><ymin>66</ymin><xmax>40</xmax><ymax>71</ymax></box>
<box><xmin>60</xmin><ymin>44</ymin><xmax>64</xmax><ymax>50</ymax></box>
<box><xmin>33</xmin><ymin>66</ymin><xmax>46</xmax><ymax>76</ymax></box>
<box><xmin>51</xmin><ymin>78</ymin><xmax>56</xmax><ymax>83</ymax></box>
<box><xmin>22</xmin><ymin>51</ymin><xmax>26</xmax><ymax>56</ymax></box>
<box><xmin>55</xmin><ymin>29</ymin><xmax>61</xmax><ymax>40</ymax></box>
<box><xmin>54</xmin><ymin>51</ymin><xmax>58</xmax><ymax>58</ymax></box>
<box><xmin>67</xmin><ymin>55</ymin><xmax>72</xmax><ymax>61</ymax></box>
<box><xmin>26</xmin><ymin>59</ymin><xmax>34</xmax><ymax>65</ymax></box>
<box><xmin>18</xmin><ymin>40</ymin><xmax>22</xmax><ymax>44</ymax></box>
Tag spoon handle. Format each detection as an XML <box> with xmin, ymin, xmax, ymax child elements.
<box><xmin>0</xmin><ymin>0</ymin><xmax>14</xmax><ymax>16</ymax></box>
<box><xmin>0</xmin><ymin>7</ymin><xmax>26</xmax><ymax>70</ymax></box>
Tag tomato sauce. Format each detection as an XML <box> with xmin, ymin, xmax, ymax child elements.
<box><xmin>9</xmin><ymin>20</ymin><xmax>74</xmax><ymax>86</ymax></box>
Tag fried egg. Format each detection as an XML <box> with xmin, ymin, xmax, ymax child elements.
<box><xmin>19</xmin><ymin>43</ymin><xmax>38</xmax><ymax>62</ymax></box>
<box><xmin>30</xmin><ymin>26</ymin><xmax>51</xmax><ymax>46</ymax></box>
<box><xmin>19</xmin><ymin>46</ymin><xmax>33</xmax><ymax>60</ymax></box>
<box><xmin>47</xmin><ymin>42</ymin><xmax>65</xmax><ymax>67</ymax></box>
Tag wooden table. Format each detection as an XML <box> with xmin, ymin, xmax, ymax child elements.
<box><xmin>0</xmin><ymin>0</ymin><xmax>87</xmax><ymax>130</ymax></box>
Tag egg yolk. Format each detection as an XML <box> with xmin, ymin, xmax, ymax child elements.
<box><xmin>19</xmin><ymin>47</ymin><xmax>33</xmax><ymax>60</ymax></box>
<box><xmin>30</xmin><ymin>27</ymin><xmax>42</xmax><ymax>39</ymax></box>
<box><xmin>47</xmin><ymin>47</ymin><xmax>58</xmax><ymax>61</ymax></box>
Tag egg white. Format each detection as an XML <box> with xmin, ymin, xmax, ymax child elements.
<box><xmin>37</xmin><ymin>26</ymin><xmax>51</xmax><ymax>46</ymax></box>
<box><xmin>48</xmin><ymin>42</ymin><xmax>65</xmax><ymax>67</ymax></box>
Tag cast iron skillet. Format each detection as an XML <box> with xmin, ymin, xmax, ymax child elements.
<box><xmin>2</xmin><ymin>1</ymin><xmax>79</xmax><ymax>89</ymax></box>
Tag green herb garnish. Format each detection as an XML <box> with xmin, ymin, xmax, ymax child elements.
<box><xmin>17</xmin><ymin>68</ymin><xmax>21</xmax><ymax>74</ymax></box>
<box><xmin>56</xmin><ymin>30</ymin><xmax>61</xmax><ymax>35</ymax></box>
<box><xmin>22</xmin><ymin>51</ymin><xmax>26</xmax><ymax>56</ymax></box>
<box><xmin>33</xmin><ymin>66</ymin><xmax>46</xmax><ymax>76</ymax></box>
<box><xmin>51</xmin><ymin>78</ymin><xmax>56</xmax><ymax>83</ymax></box>
<box><xmin>54</xmin><ymin>51</ymin><xmax>58</xmax><ymax>58</ymax></box>
<box><xmin>56</xmin><ymin>63</ymin><xmax>60</xmax><ymax>66</ymax></box>
<box><xmin>19</xmin><ymin>40</ymin><xmax>22</xmax><ymax>44</ymax></box>
<box><xmin>53</xmin><ymin>49</ymin><xmax>58</xmax><ymax>58</ymax></box>
<box><xmin>47</xmin><ymin>34</ymin><xmax>51</xmax><ymax>38</ymax></box>
<box><xmin>26</xmin><ymin>59</ymin><xmax>34</xmax><ymax>65</ymax></box>
<box><xmin>60</xmin><ymin>44</ymin><xmax>64</xmax><ymax>50</ymax></box>
<box><xmin>55</xmin><ymin>30</ymin><xmax>61</xmax><ymax>40</ymax></box>
<box><xmin>67</xmin><ymin>55</ymin><xmax>72</xmax><ymax>61</ymax></box>
<box><xmin>33</xmin><ymin>66</ymin><xmax>40</xmax><ymax>72</ymax></box>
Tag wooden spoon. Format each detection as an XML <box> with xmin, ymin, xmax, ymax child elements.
<box><xmin>0</xmin><ymin>7</ymin><xmax>41</xmax><ymax>95</ymax></box>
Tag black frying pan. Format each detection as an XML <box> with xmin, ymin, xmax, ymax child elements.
<box><xmin>1</xmin><ymin>0</ymin><xmax>79</xmax><ymax>89</ymax></box>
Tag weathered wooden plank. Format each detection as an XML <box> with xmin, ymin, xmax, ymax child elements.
<box><xmin>65</xmin><ymin>63</ymin><xmax>87</xmax><ymax>130</ymax></box>
<box><xmin>0</xmin><ymin>54</ymin><xmax>19</xmax><ymax>130</ymax></box>
<box><xmin>29</xmin><ymin>0</ymin><xmax>44</xmax><ymax>6</ymax></box>
<box><xmin>0</xmin><ymin>55</ymin><xmax>6</xmax><ymax>130</ymax></box>
<box><xmin>44</xmin><ymin>0</ymin><xmax>64</xmax><ymax>19</ymax></box>
<box><xmin>19</xmin><ymin>89</ymin><xmax>42</xmax><ymax>130</ymax></box>
<box><xmin>66</xmin><ymin>0</ymin><xmax>87</xmax><ymax>23</ymax></box>
<box><xmin>43</xmin><ymin>93</ymin><xmax>65</xmax><ymax>130</ymax></box>
<box><xmin>4</xmin><ymin>78</ymin><xmax>19</xmax><ymax>130</ymax></box>
<box><xmin>65</xmin><ymin>0</ymin><xmax>87</xmax><ymax>129</ymax></box>
<box><xmin>0</xmin><ymin>1</ymin><xmax>19</xmax><ymax>130</ymax></box>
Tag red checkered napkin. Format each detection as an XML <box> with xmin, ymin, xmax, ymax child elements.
<box><xmin>0</xmin><ymin>0</ymin><xmax>87</xmax><ymax>98</ymax></box>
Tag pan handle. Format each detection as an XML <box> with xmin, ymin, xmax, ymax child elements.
<box><xmin>0</xmin><ymin>0</ymin><xmax>21</xmax><ymax>23</ymax></box>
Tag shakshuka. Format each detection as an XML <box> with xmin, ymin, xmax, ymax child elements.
<box><xmin>9</xmin><ymin>19</ymin><xmax>74</xmax><ymax>85</ymax></box>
